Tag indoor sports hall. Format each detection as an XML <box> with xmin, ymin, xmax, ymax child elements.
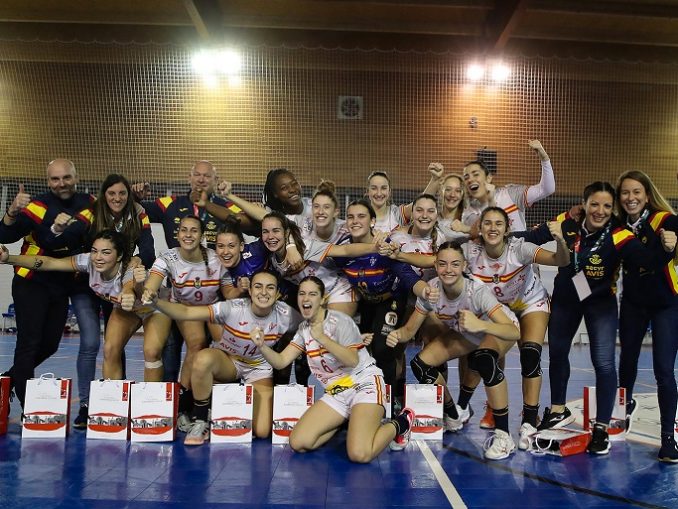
<box><xmin>1</xmin><ymin>2</ymin><xmax>678</xmax><ymax>508</ymax></box>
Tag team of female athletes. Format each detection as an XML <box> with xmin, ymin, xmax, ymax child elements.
<box><xmin>1</xmin><ymin>140</ymin><xmax>677</xmax><ymax>464</ymax></box>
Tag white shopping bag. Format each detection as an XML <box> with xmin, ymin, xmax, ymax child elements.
<box><xmin>0</xmin><ymin>375</ymin><xmax>10</xmax><ymax>435</ymax></box>
<box><xmin>405</xmin><ymin>384</ymin><xmax>444</xmax><ymax>441</ymax></box>
<box><xmin>210</xmin><ymin>383</ymin><xmax>253</xmax><ymax>443</ymax></box>
<box><xmin>272</xmin><ymin>384</ymin><xmax>314</xmax><ymax>445</ymax></box>
<box><xmin>583</xmin><ymin>386</ymin><xmax>626</xmax><ymax>441</ymax></box>
<box><xmin>87</xmin><ymin>380</ymin><xmax>133</xmax><ymax>441</ymax></box>
<box><xmin>22</xmin><ymin>373</ymin><xmax>71</xmax><ymax>438</ymax></box>
<box><xmin>531</xmin><ymin>428</ymin><xmax>591</xmax><ymax>456</ymax></box>
<box><xmin>130</xmin><ymin>382</ymin><xmax>178</xmax><ymax>442</ymax></box>
<box><xmin>383</xmin><ymin>384</ymin><xmax>392</xmax><ymax>420</ymax></box>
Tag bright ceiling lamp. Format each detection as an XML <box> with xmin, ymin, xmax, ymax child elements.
<box><xmin>192</xmin><ymin>48</ymin><xmax>242</xmax><ymax>87</ymax></box>
<box><xmin>490</xmin><ymin>62</ymin><xmax>511</xmax><ymax>82</ymax></box>
<box><xmin>467</xmin><ymin>63</ymin><xmax>485</xmax><ymax>81</ymax></box>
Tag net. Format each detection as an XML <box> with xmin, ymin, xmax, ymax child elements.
<box><xmin>1</xmin><ymin>39</ymin><xmax>678</xmax><ymax>225</ymax></box>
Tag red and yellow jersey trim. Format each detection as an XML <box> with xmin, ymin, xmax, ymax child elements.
<box><xmin>473</xmin><ymin>265</ymin><xmax>525</xmax><ymax>284</ymax></box>
<box><xmin>22</xmin><ymin>201</ymin><xmax>48</xmax><ymax>224</ymax></box>
<box><xmin>612</xmin><ymin>227</ymin><xmax>634</xmax><ymax>249</ymax></box>
<box><xmin>172</xmin><ymin>279</ymin><xmax>221</xmax><ymax>289</ymax></box>
<box><xmin>16</xmin><ymin>234</ymin><xmax>43</xmax><ymax>278</ymax></box>
<box><xmin>156</xmin><ymin>196</ymin><xmax>176</xmax><ymax>212</ymax></box>
<box><xmin>486</xmin><ymin>303</ymin><xmax>503</xmax><ymax>318</ymax></box>
<box><xmin>342</xmin><ymin>267</ymin><xmax>387</xmax><ymax>278</ymax></box>
<box><xmin>504</xmin><ymin>204</ymin><xmax>519</xmax><ymax>216</ymax></box>
<box><xmin>75</xmin><ymin>208</ymin><xmax>94</xmax><ymax>225</ymax></box>
<box><xmin>139</xmin><ymin>212</ymin><xmax>151</xmax><ymax>229</ymax></box>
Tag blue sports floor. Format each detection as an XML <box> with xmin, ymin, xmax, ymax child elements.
<box><xmin>1</xmin><ymin>333</ymin><xmax>677</xmax><ymax>509</ymax></box>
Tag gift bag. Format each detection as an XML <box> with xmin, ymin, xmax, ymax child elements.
<box><xmin>532</xmin><ymin>428</ymin><xmax>591</xmax><ymax>456</ymax></box>
<box><xmin>87</xmin><ymin>380</ymin><xmax>133</xmax><ymax>441</ymax></box>
<box><xmin>272</xmin><ymin>384</ymin><xmax>314</xmax><ymax>445</ymax></box>
<box><xmin>130</xmin><ymin>382</ymin><xmax>178</xmax><ymax>442</ymax></box>
<box><xmin>22</xmin><ymin>373</ymin><xmax>71</xmax><ymax>438</ymax></box>
<box><xmin>1</xmin><ymin>375</ymin><xmax>11</xmax><ymax>435</ymax></box>
<box><xmin>584</xmin><ymin>386</ymin><xmax>626</xmax><ymax>441</ymax></box>
<box><xmin>384</xmin><ymin>384</ymin><xmax>392</xmax><ymax>420</ymax></box>
<box><xmin>405</xmin><ymin>384</ymin><xmax>444</xmax><ymax>441</ymax></box>
<box><xmin>210</xmin><ymin>383</ymin><xmax>253</xmax><ymax>443</ymax></box>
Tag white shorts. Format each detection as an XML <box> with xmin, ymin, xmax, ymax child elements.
<box><xmin>326</xmin><ymin>277</ymin><xmax>359</xmax><ymax>305</ymax></box>
<box><xmin>320</xmin><ymin>372</ymin><xmax>387</xmax><ymax>419</ymax></box>
<box><xmin>231</xmin><ymin>358</ymin><xmax>273</xmax><ymax>384</ymax></box>
<box><xmin>508</xmin><ymin>281</ymin><xmax>550</xmax><ymax>318</ymax></box>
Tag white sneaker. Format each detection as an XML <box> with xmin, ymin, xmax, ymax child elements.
<box><xmin>177</xmin><ymin>412</ymin><xmax>192</xmax><ymax>433</ymax></box>
<box><xmin>518</xmin><ymin>422</ymin><xmax>538</xmax><ymax>451</ymax></box>
<box><xmin>184</xmin><ymin>420</ymin><xmax>210</xmax><ymax>446</ymax></box>
<box><xmin>444</xmin><ymin>414</ymin><xmax>464</xmax><ymax>432</ymax></box>
<box><xmin>483</xmin><ymin>429</ymin><xmax>516</xmax><ymax>460</ymax></box>
<box><xmin>457</xmin><ymin>404</ymin><xmax>473</xmax><ymax>424</ymax></box>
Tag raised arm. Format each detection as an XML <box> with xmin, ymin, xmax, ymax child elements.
<box><xmin>525</xmin><ymin>140</ymin><xmax>555</xmax><ymax>205</ymax></box>
<box><xmin>224</xmin><ymin>192</ymin><xmax>267</xmax><ymax>222</ymax></box>
<box><xmin>533</xmin><ymin>221</ymin><xmax>571</xmax><ymax>267</ymax></box>
<box><xmin>458</xmin><ymin>307</ymin><xmax>520</xmax><ymax>342</ymax></box>
<box><xmin>0</xmin><ymin>245</ymin><xmax>76</xmax><ymax>272</ymax></box>
<box><xmin>385</xmin><ymin>308</ymin><xmax>428</xmax><ymax>347</ymax></box>
<box><xmin>251</xmin><ymin>327</ymin><xmax>300</xmax><ymax>370</ymax></box>
<box><xmin>402</xmin><ymin>162</ymin><xmax>445</xmax><ymax>219</ymax></box>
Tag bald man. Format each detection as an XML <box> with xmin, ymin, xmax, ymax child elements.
<box><xmin>0</xmin><ymin>159</ymin><xmax>94</xmax><ymax>410</ymax></box>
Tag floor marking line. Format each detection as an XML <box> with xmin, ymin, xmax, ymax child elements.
<box><xmin>442</xmin><ymin>443</ymin><xmax>669</xmax><ymax>509</ymax></box>
<box><xmin>416</xmin><ymin>440</ymin><xmax>467</xmax><ymax>509</ymax></box>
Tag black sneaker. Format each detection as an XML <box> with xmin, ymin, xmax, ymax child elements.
<box><xmin>587</xmin><ymin>424</ymin><xmax>610</xmax><ymax>455</ymax></box>
<box><xmin>625</xmin><ymin>398</ymin><xmax>638</xmax><ymax>432</ymax></box>
<box><xmin>537</xmin><ymin>406</ymin><xmax>575</xmax><ymax>430</ymax></box>
<box><xmin>658</xmin><ymin>435</ymin><xmax>678</xmax><ymax>463</ymax></box>
<box><xmin>73</xmin><ymin>405</ymin><xmax>88</xmax><ymax>430</ymax></box>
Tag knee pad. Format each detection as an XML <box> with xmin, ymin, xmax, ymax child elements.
<box><xmin>144</xmin><ymin>360</ymin><xmax>163</xmax><ymax>369</ymax></box>
<box><xmin>410</xmin><ymin>354</ymin><xmax>439</xmax><ymax>385</ymax></box>
<box><xmin>520</xmin><ymin>342</ymin><xmax>543</xmax><ymax>379</ymax></box>
<box><xmin>468</xmin><ymin>348</ymin><xmax>503</xmax><ymax>387</ymax></box>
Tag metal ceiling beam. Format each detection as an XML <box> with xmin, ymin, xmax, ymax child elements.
<box><xmin>183</xmin><ymin>0</ymin><xmax>222</xmax><ymax>40</ymax></box>
<box><xmin>484</xmin><ymin>0</ymin><xmax>527</xmax><ymax>50</ymax></box>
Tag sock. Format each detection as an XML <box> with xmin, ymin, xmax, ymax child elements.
<box><xmin>457</xmin><ymin>385</ymin><xmax>475</xmax><ymax>409</ymax></box>
<box><xmin>493</xmin><ymin>407</ymin><xmax>509</xmax><ymax>432</ymax></box>
<box><xmin>522</xmin><ymin>403</ymin><xmax>539</xmax><ymax>427</ymax></box>
<box><xmin>178</xmin><ymin>386</ymin><xmax>194</xmax><ymax>414</ymax></box>
<box><xmin>436</xmin><ymin>362</ymin><xmax>449</xmax><ymax>382</ymax></box>
<box><xmin>444</xmin><ymin>400</ymin><xmax>459</xmax><ymax>419</ymax></box>
<box><xmin>191</xmin><ymin>398</ymin><xmax>210</xmax><ymax>422</ymax></box>
<box><xmin>391</xmin><ymin>411</ymin><xmax>411</xmax><ymax>436</ymax></box>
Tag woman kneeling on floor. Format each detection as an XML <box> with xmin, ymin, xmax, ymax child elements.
<box><xmin>252</xmin><ymin>275</ymin><xmax>415</xmax><ymax>463</ymax></box>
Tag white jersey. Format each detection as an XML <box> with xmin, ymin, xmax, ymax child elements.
<box><xmin>374</xmin><ymin>204</ymin><xmax>409</xmax><ymax>233</ymax></box>
<box><xmin>415</xmin><ymin>276</ymin><xmax>515</xmax><ymax>345</ymax></box>
<box><xmin>290</xmin><ymin>310</ymin><xmax>381</xmax><ymax>387</ymax></box>
<box><xmin>462</xmin><ymin>185</ymin><xmax>529</xmax><ymax>231</ymax></box>
<box><xmin>269</xmin><ymin>239</ymin><xmax>348</xmax><ymax>294</ymax></box>
<box><xmin>208</xmin><ymin>298</ymin><xmax>303</xmax><ymax>366</ymax></box>
<box><xmin>389</xmin><ymin>228</ymin><xmax>442</xmax><ymax>281</ymax></box>
<box><xmin>462</xmin><ymin>238</ymin><xmax>548</xmax><ymax>314</ymax></box>
<box><xmin>150</xmin><ymin>247</ymin><xmax>230</xmax><ymax>305</ymax></box>
<box><xmin>295</xmin><ymin>216</ymin><xmax>350</xmax><ymax>244</ymax></box>
<box><xmin>268</xmin><ymin>196</ymin><xmax>313</xmax><ymax>224</ymax></box>
<box><xmin>71</xmin><ymin>254</ymin><xmax>154</xmax><ymax>315</ymax></box>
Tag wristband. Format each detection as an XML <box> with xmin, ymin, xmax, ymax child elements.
<box><xmin>5</xmin><ymin>209</ymin><xmax>17</xmax><ymax>219</ymax></box>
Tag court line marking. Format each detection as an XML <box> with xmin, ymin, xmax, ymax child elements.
<box><xmin>442</xmin><ymin>443</ymin><xmax>669</xmax><ymax>509</ymax></box>
<box><xmin>416</xmin><ymin>440</ymin><xmax>467</xmax><ymax>509</ymax></box>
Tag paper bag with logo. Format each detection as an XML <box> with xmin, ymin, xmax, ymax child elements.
<box><xmin>87</xmin><ymin>379</ymin><xmax>133</xmax><ymax>441</ymax></box>
<box><xmin>130</xmin><ymin>382</ymin><xmax>178</xmax><ymax>442</ymax></box>
<box><xmin>0</xmin><ymin>375</ymin><xmax>10</xmax><ymax>435</ymax></box>
<box><xmin>22</xmin><ymin>373</ymin><xmax>71</xmax><ymax>438</ymax></box>
<box><xmin>583</xmin><ymin>386</ymin><xmax>626</xmax><ymax>441</ymax></box>
<box><xmin>405</xmin><ymin>384</ymin><xmax>444</xmax><ymax>441</ymax></box>
<box><xmin>272</xmin><ymin>384</ymin><xmax>314</xmax><ymax>445</ymax></box>
<box><xmin>210</xmin><ymin>383</ymin><xmax>253</xmax><ymax>443</ymax></box>
<box><xmin>532</xmin><ymin>428</ymin><xmax>591</xmax><ymax>456</ymax></box>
